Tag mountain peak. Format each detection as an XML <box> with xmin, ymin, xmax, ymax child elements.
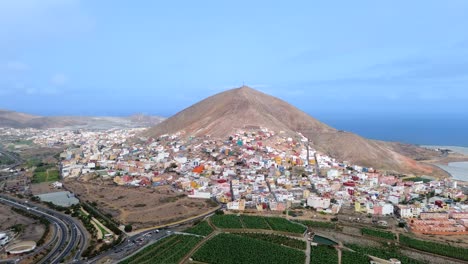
<box><xmin>143</xmin><ymin>86</ymin><xmax>445</xmax><ymax>177</ymax></box>
<box><xmin>144</xmin><ymin>86</ymin><xmax>333</xmax><ymax>139</ymax></box>
<box><xmin>231</xmin><ymin>85</ymin><xmax>262</xmax><ymax>97</ymax></box>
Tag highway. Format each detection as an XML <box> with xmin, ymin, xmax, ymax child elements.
<box><xmin>87</xmin><ymin>210</ymin><xmax>218</xmax><ymax>264</ymax></box>
<box><xmin>0</xmin><ymin>195</ymin><xmax>88</xmax><ymax>264</ymax></box>
<box><xmin>0</xmin><ymin>149</ymin><xmax>22</xmax><ymax>170</ymax></box>
<box><xmin>88</xmin><ymin>229</ymin><xmax>173</xmax><ymax>264</ymax></box>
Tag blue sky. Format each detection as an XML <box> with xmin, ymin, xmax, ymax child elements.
<box><xmin>1</xmin><ymin>0</ymin><xmax>468</xmax><ymax>118</ymax></box>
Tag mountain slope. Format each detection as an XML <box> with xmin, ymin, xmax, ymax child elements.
<box><xmin>0</xmin><ymin>109</ymin><xmax>164</xmax><ymax>129</ymax></box>
<box><xmin>0</xmin><ymin>110</ymin><xmax>62</xmax><ymax>128</ymax></box>
<box><xmin>145</xmin><ymin>86</ymin><xmax>334</xmax><ymax>137</ymax></box>
<box><xmin>144</xmin><ymin>86</ymin><xmax>446</xmax><ymax>176</ymax></box>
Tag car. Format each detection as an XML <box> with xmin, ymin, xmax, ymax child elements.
<box><xmin>155</xmin><ymin>229</ymin><xmax>160</xmax><ymax>233</ymax></box>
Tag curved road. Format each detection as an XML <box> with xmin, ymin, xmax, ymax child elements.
<box><xmin>87</xmin><ymin>209</ymin><xmax>220</xmax><ymax>264</ymax></box>
<box><xmin>0</xmin><ymin>195</ymin><xmax>88</xmax><ymax>264</ymax></box>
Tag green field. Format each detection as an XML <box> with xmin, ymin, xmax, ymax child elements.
<box><xmin>310</xmin><ymin>246</ymin><xmax>338</xmax><ymax>264</ymax></box>
<box><xmin>119</xmin><ymin>235</ymin><xmax>202</xmax><ymax>264</ymax></box>
<box><xmin>345</xmin><ymin>244</ymin><xmax>425</xmax><ymax>264</ymax></box>
<box><xmin>237</xmin><ymin>233</ymin><xmax>306</xmax><ymax>250</ymax></box>
<box><xmin>32</xmin><ymin>168</ymin><xmax>60</xmax><ymax>183</ymax></box>
<box><xmin>264</xmin><ymin>217</ymin><xmax>306</xmax><ymax>234</ymax></box>
<box><xmin>184</xmin><ymin>221</ymin><xmax>213</xmax><ymax>236</ymax></box>
<box><xmin>193</xmin><ymin>233</ymin><xmax>306</xmax><ymax>264</ymax></box>
<box><xmin>211</xmin><ymin>215</ymin><xmax>306</xmax><ymax>234</ymax></box>
<box><xmin>342</xmin><ymin>250</ymin><xmax>370</xmax><ymax>264</ymax></box>
<box><xmin>240</xmin><ymin>215</ymin><xmax>271</xmax><ymax>229</ymax></box>
<box><xmin>294</xmin><ymin>220</ymin><xmax>336</xmax><ymax>229</ymax></box>
<box><xmin>400</xmin><ymin>235</ymin><xmax>468</xmax><ymax>261</ymax></box>
<box><xmin>211</xmin><ymin>214</ymin><xmax>243</xmax><ymax>229</ymax></box>
<box><xmin>361</xmin><ymin>228</ymin><xmax>395</xmax><ymax>240</ymax></box>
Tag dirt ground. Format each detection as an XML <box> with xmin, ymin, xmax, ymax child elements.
<box><xmin>0</xmin><ymin>204</ymin><xmax>45</xmax><ymax>242</ymax></box>
<box><xmin>411</xmin><ymin>232</ymin><xmax>468</xmax><ymax>248</ymax></box>
<box><xmin>30</xmin><ymin>182</ymin><xmax>58</xmax><ymax>195</ymax></box>
<box><xmin>64</xmin><ymin>181</ymin><xmax>218</xmax><ymax>230</ymax></box>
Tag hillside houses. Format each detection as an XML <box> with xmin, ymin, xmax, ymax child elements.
<box><xmin>26</xmin><ymin>126</ymin><xmax>468</xmax><ymax>236</ymax></box>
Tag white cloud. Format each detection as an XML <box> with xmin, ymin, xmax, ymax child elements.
<box><xmin>51</xmin><ymin>73</ymin><xmax>68</xmax><ymax>86</ymax></box>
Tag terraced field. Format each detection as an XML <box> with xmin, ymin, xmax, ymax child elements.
<box><xmin>192</xmin><ymin>233</ymin><xmax>306</xmax><ymax>264</ymax></box>
<box><xmin>184</xmin><ymin>220</ymin><xmax>213</xmax><ymax>236</ymax></box>
<box><xmin>211</xmin><ymin>214</ymin><xmax>306</xmax><ymax>234</ymax></box>
<box><xmin>119</xmin><ymin>235</ymin><xmax>202</xmax><ymax>264</ymax></box>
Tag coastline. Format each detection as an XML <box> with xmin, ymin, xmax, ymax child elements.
<box><xmin>436</xmin><ymin>162</ymin><xmax>468</xmax><ymax>183</ymax></box>
<box><xmin>422</xmin><ymin>145</ymin><xmax>468</xmax><ymax>183</ymax></box>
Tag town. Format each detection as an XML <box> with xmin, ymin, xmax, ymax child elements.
<box><xmin>21</xmin><ymin>126</ymin><xmax>468</xmax><ymax>235</ymax></box>
<box><xmin>2</xmin><ymin>125</ymin><xmax>468</xmax><ymax>264</ymax></box>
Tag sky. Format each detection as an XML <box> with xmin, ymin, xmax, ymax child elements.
<box><xmin>1</xmin><ymin>0</ymin><xmax>468</xmax><ymax>121</ymax></box>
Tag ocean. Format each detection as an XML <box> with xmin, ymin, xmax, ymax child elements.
<box><xmin>319</xmin><ymin>115</ymin><xmax>468</xmax><ymax>147</ymax></box>
<box><xmin>319</xmin><ymin>115</ymin><xmax>468</xmax><ymax>181</ymax></box>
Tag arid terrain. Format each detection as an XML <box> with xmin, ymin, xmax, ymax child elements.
<box><xmin>0</xmin><ymin>204</ymin><xmax>45</xmax><ymax>242</ymax></box>
<box><xmin>0</xmin><ymin>109</ymin><xmax>164</xmax><ymax>129</ymax></box>
<box><xmin>64</xmin><ymin>181</ymin><xmax>218</xmax><ymax>230</ymax></box>
<box><xmin>143</xmin><ymin>86</ymin><xmax>455</xmax><ymax>176</ymax></box>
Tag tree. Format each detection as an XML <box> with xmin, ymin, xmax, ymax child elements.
<box><xmin>215</xmin><ymin>210</ymin><xmax>224</xmax><ymax>215</ymax></box>
<box><xmin>124</xmin><ymin>224</ymin><xmax>133</xmax><ymax>232</ymax></box>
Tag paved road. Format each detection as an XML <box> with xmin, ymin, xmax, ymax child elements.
<box><xmin>87</xmin><ymin>229</ymin><xmax>174</xmax><ymax>264</ymax></box>
<box><xmin>0</xmin><ymin>196</ymin><xmax>67</xmax><ymax>264</ymax></box>
<box><xmin>0</xmin><ymin>195</ymin><xmax>88</xmax><ymax>264</ymax></box>
<box><xmin>0</xmin><ymin>149</ymin><xmax>22</xmax><ymax>170</ymax></box>
<box><xmin>88</xmin><ymin>211</ymin><xmax>218</xmax><ymax>264</ymax></box>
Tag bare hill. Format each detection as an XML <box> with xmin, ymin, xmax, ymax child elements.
<box><xmin>0</xmin><ymin>109</ymin><xmax>163</xmax><ymax>129</ymax></box>
<box><xmin>144</xmin><ymin>86</ymin><xmax>447</xmax><ymax>176</ymax></box>
<box><xmin>0</xmin><ymin>109</ymin><xmax>72</xmax><ymax>128</ymax></box>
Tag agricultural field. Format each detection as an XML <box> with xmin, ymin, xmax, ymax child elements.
<box><xmin>361</xmin><ymin>228</ymin><xmax>395</xmax><ymax>240</ymax></box>
<box><xmin>264</xmin><ymin>217</ymin><xmax>306</xmax><ymax>234</ymax></box>
<box><xmin>119</xmin><ymin>235</ymin><xmax>201</xmax><ymax>264</ymax></box>
<box><xmin>295</xmin><ymin>220</ymin><xmax>336</xmax><ymax>229</ymax></box>
<box><xmin>32</xmin><ymin>169</ymin><xmax>60</xmax><ymax>183</ymax></box>
<box><xmin>184</xmin><ymin>220</ymin><xmax>213</xmax><ymax>236</ymax></box>
<box><xmin>237</xmin><ymin>233</ymin><xmax>306</xmax><ymax>250</ymax></box>
<box><xmin>346</xmin><ymin>244</ymin><xmax>425</xmax><ymax>264</ymax></box>
<box><xmin>400</xmin><ymin>235</ymin><xmax>468</xmax><ymax>261</ymax></box>
<box><xmin>31</xmin><ymin>162</ymin><xmax>60</xmax><ymax>183</ymax></box>
<box><xmin>211</xmin><ymin>214</ymin><xmax>243</xmax><ymax>229</ymax></box>
<box><xmin>342</xmin><ymin>250</ymin><xmax>370</xmax><ymax>264</ymax></box>
<box><xmin>310</xmin><ymin>245</ymin><xmax>338</xmax><ymax>264</ymax></box>
<box><xmin>211</xmin><ymin>215</ymin><xmax>306</xmax><ymax>234</ymax></box>
<box><xmin>240</xmin><ymin>214</ymin><xmax>271</xmax><ymax>229</ymax></box>
<box><xmin>192</xmin><ymin>233</ymin><xmax>306</xmax><ymax>264</ymax></box>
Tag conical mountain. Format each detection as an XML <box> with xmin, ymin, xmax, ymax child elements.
<box><xmin>145</xmin><ymin>86</ymin><xmax>334</xmax><ymax>138</ymax></box>
<box><xmin>144</xmin><ymin>86</ymin><xmax>446</xmax><ymax>176</ymax></box>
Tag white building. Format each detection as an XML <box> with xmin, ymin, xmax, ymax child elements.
<box><xmin>399</xmin><ymin>205</ymin><xmax>422</xmax><ymax>218</ymax></box>
<box><xmin>0</xmin><ymin>233</ymin><xmax>10</xmax><ymax>246</ymax></box>
<box><xmin>188</xmin><ymin>190</ymin><xmax>211</xmax><ymax>199</ymax></box>
<box><xmin>307</xmin><ymin>196</ymin><xmax>331</xmax><ymax>210</ymax></box>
